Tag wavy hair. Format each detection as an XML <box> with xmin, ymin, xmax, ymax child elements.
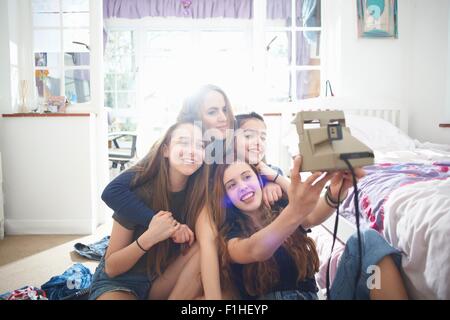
<box><xmin>211</xmin><ymin>162</ymin><xmax>320</xmax><ymax>297</ymax></box>
<box><xmin>129</xmin><ymin>121</ymin><xmax>207</xmax><ymax>278</ymax></box>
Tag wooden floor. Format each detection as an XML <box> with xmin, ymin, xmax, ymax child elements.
<box><xmin>0</xmin><ymin>221</ymin><xmax>112</xmax><ymax>294</ymax></box>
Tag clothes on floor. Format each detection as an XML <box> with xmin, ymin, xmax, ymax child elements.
<box><xmin>0</xmin><ymin>286</ymin><xmax>48</xmax><ymax>300</ymax></box>
<box><xmin>74</xmin><ymin>236</ymin><xmax>110</xmax><ymax>261</ymax></box>
<box><xmin>41</xmin><ymin>263</ymin><xmax>93</xmax><ymax>300</ymax></box>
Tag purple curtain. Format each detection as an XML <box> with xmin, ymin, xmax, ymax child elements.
<box><xmin>103</xmin><ymin>0</ymin><xmax>253</xmax><ymax>19</ymax></box>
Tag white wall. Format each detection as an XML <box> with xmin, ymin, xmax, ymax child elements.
<box><xmin>328</xmin><ymin>0</ymin><xmax>449</xmax><ymax>144</ymax></box>
<box><xmin>408</xmin><ymin>0</ymin><xmax>449</xmax><ymax>144</ymax></box>
<box><xmin>447</xmin><ymin>3</ymin><xmax>450</xmax><ymax>122</ymax></box>
<box><xmin>0</xmin><ymin>0</ymin><xmax>12</xmax><ymax>114</ymax></box>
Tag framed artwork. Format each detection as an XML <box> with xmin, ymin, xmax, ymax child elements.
<box><xmin>357</xmin><ymin>0</ymin><xmax>398</xmax><ymax>38</ymax></box>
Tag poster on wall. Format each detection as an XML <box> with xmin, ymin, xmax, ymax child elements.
<box><xmin>357</xmin><ymin>0</ymin><xmax>398</xmax><ymax>38</ymax></box>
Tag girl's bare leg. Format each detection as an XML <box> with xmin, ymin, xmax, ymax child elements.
<box><xmin>369</xmin><ymin>255</ymin><xmax>408</xmax><ymax>300</ymax></box>
<box><xmin>168</xmin><ymin>249</ymin><xmax>202</xmax><ymax>299</ymax></box>
<box><xmin>148</xmin><ymin>243</ymin><xmax>199</xmax><ymax>300</ymax></box>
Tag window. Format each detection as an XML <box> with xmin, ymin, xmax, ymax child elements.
<box><xmin>103</xmin><ymin>0</ymin><xmax>323</xmax><ymax>132</ymax></box>
<box><xmin>104</xmin><ymin>30</ymin><xmax>137</xmax><ymax>132</ymax></box>
<box><xmin>263</xmin><ymin>0</ymin><xmax>322</xmax><ymax>102</ymax></box>
<box><xmin>104</xmin><ymin>19</ymin><xmax>253</xmax><ymax>132</ymax></box>
<box><xmin>32</xmin><ymin>0</ymin><xmax>91</xmax><ymax>104</ymax></box>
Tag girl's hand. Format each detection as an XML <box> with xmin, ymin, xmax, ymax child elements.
<box><xmin>171</xmin><ymin>224</ymin><xmax>195</xmax><ymax>246</ymax></box>
<box><xmin>328</xmin><ymin>168</ymin><xmax>366</xmax><ymax>202</ymax></box>
<box><xmin>256</xmin><ymin>162</ymin><xmax>278</xmax><ymax>181</ymax></box>
<box><xmin>288</xmin><ymin>156</ymin><xmax>332</xmax><ymax>218</ymax></box>
<box><xmin>141</xmin><ymin>211</ymin><xmax>181</xmax><ymax>248</ymax></box>
<box><xmin>262</xmin><ymin>182</ymin><xmax>283</xmax><ymax>207</ymax></box>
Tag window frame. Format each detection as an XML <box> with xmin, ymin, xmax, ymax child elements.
<box><xmin>103</xmin><ymin>0</ymin><xmax>327</xmax><ymax>120</ymax></box>
<box><xmin>29</xmin><ymin>0</ymin><xmax>104</xmax><ymax>113</ymax></box>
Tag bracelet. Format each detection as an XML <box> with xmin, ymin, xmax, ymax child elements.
<box><xmin>325</xmin><ymin>186</ymin><xmax>339</xmax><ymax>209</ymax></box>
<box><xmin>272</xmin><ymin>172</ymin><xmax>280</xmax><ymax>183</ymax></box>
<box><xmin>324</xmin><ymin>193</ymin><xmax>339</xmax><ymax>209</ymax></box>
<box><xmin>135</xmin><ymin>238</ymin><xmax>148</xmax><ymax>252</ymax></box>
<box><xmin>326</xmin><ymin>186</ymin><xmax>339</xmax><ymax>204</ymax></box>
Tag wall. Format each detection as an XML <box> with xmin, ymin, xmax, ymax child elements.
<box><xmin>408</xmin><ymin>0</ymin><xmax>449</xmax><ymax>144</ymax></box>
<box><xmin>0</xmin><ymin>0</ymin><xmax>12</xmax><ymax>114</ymax></box>
<box><xmin>328</xmin><ymin>0</ymin><xmax>449</xmax><ymax>144</ymax></box>
<box><xmin>447</xmin><ymin>3</ymin><xmax>450</xmax><ymax>122</ymax></box>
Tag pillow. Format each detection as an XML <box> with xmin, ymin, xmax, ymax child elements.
<box><xmin>344</xmin><ymin>114</ymin><xmax>415</xmax><ymax>152</ymax></box>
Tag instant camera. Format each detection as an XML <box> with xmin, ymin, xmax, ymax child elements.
<box><xmin>292</xmin><ymin>110</ymin><xmax>374</xmax><ymax>172</ymax></box>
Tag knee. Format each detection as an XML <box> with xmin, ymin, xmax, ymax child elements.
<box><xmin>346</xmin><ymin>229</ymin><xmax>383</xmax><ymax>255</ymax></box>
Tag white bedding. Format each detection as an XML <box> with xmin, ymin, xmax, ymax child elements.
<box><xmin>374</xmin><ymin>147</ymin><xmax>450</xmax><ymax>164</ymax></box>
<box><xmin>283</xmin><ymin>112</ymin><xmax>450</xmax><ymax>299</ymax></box>
<box><xmin>383</xmin><ymin>178</ymin><xmax>450</xmax><ymax>300</ymax></box>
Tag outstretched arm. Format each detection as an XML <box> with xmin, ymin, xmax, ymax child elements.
<box><xmin>195</xmin><ymin>207</ymin><xmax>222</xmax><ymax>300</ymax></box>
<box><xmin>228</xmin><ymin>156</ymin><xmax>331</xmax><ymax>265</ymax></box>
<box><xmin>302</xmin><ymin>169</ymin><xmax>365</xmax><ymax>229</ymax></box>
<box><xmin>227</xmin><ymin>204</ymin><xmax>304</xmax><ymax>264</ymax></box>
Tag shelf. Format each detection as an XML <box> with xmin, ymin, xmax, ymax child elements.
<box><xmin>2</xmin><ymin>113</ymin><xmax>91</xmax><ymax>118</ymax></box>
<box><xmin>439</xmin><ymin>124</ymin><xmax>450</xmax><ymax>128</ymax></box>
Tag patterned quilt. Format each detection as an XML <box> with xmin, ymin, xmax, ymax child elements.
<box><xmin>339</xmin><ymin>162</ymin><xmax>450</xmax><ymax>232</ymax></box>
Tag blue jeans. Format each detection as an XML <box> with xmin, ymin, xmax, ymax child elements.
<box><xmin>74</xmin><ymin>236</ymin><xmax>110</xmax><ymax>261</ymax></box>
<box><xmin>259</xmin><ymin>290</ymin><xmax>319</xmax><ymax>300</ymax></box>
<box><xmin>329</xmin><ymin>229</ymin><xmax>402</xmax><ymax>300</ymax></box>
<box><xmin>88</xmin><ymin>258</ymin><xmax>151</xmax><ymax>300</ymax></box>
<box><xmin>41</xmin><ymin>263</ymin><xmax>92</xmax><ymax>300</ymax></box>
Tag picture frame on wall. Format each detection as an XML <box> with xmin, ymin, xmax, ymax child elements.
<box><xmin>357</xmin><ymin>0</ymin><xmax>398</xmax><ymax>38</ymax></box>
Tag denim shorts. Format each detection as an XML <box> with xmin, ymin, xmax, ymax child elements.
<box><xmin>329</xmin><ymin>229</ymin><xmax>402</xmax><ymax>300</ymax></box>
<box><xmin>88</xmin><ymin>258</ymin><xmax>151</xmax><ymax>300</ymax></box>
<box><xmin>259</xmin><ymin>290</ymin><xmax>319</xmax><ymax>300</ymax></box>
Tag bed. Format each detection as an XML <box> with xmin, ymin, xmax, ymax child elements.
<box><xmin>274</xmin><ymin>97</ymin><xmax>450</xmax><ymax>299</ymax></box>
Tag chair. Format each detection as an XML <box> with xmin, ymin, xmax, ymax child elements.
<box><xmin>108</xmin><ymin>132</ymin><xmax>137</xmax><ymax>171</ymax></box>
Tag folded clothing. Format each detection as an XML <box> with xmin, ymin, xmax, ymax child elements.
<box><xmin>0</xmin><ymin>286</ymin><xmax>48</xmax><ymax>300</ymax></box>
<box><xmin>74</xmin><ymin>236</ymin><xmax>110</xmax><ymax>261</ymax></box>
<box><xmin>41</xmin><ymin>263</ymin><xmax>92</xmax><ymax>300</ymax></box>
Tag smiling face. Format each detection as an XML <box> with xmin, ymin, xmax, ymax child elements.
<box><xmin>223</xmin><ymin>162</ymin><xmax>263</xmax><ymax>213</ymax></box>
<box><xmin>164</xmin><ymin>123</ymin><xmax>205</xmax><ymax>177</ymax></box>
<box><xmin>235</xmin><ymin>118</ymin><xmax>267</xmax><ymax>165</ymax></box>
<box><xmin>200</xmin><ymin>90</ymin><xmax>230</xmax><ymax>140</ymax></box>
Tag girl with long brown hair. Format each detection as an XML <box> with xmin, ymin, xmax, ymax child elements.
<box><xmin>89</xmin><ymin>121</ymin><xmax>206</xmax><ymax>300</ymax></box>
<box><xmin>101</xmin><ymin>84</ymin><xmax>237</xmax><ymax>299</ymax></box>
<box><xmin>211</xmin><ymin>157</ymin><xmax>408</xmax><ymax>299</ymax></box>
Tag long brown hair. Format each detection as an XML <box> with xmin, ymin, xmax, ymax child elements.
<box><xmin>177</xmin><ymin>84</ymin><xmax>235</xmax><ymax>134</ymax></box>
<box><xmin>129</xmin><ymin>122</ymin><xmax>207</xmax><ymax>277</ymax></box>
<box><xmin>212</xmin><ymin>162</ymin><xmax>320</xmax><ymax>297</ymax></box>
